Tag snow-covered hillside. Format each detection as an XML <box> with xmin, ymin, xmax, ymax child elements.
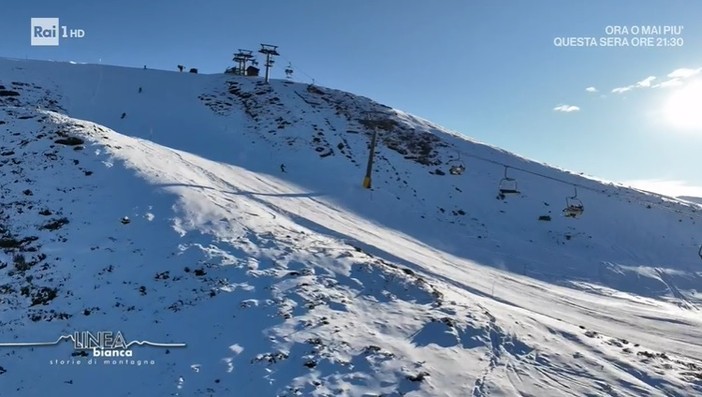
<box><xmin>680</xmin><ymin>196</ymin><xmax>702</xmax><ymax>205</ymax></box>
<box><xmin>1</xmin><ymin>58</ymin><xmax>701</xmax><ymax>396</ymax></box>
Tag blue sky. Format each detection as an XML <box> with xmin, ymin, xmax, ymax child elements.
<box><xmin>2</xmin><ymin>1</ymin><xmax>702</xmax><ymax>196</ymax></box>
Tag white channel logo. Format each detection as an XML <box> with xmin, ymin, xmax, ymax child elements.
<box><xmin>31</xmin><ymin>17</ymin><xmax>86</xmax><ymax>46</ymax></box>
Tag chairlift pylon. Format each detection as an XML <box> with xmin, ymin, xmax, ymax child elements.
<box><xmin>448</xmin><ymin>151</ymin><xmax>466</xmax><ymax>175</ymax></box>
<box><xmin>497</xmin><ymin>166</ymin><xmax>519</xmax><ymax>199</ymax></box>
<box><xmin>563</xmin><ymin>186</ymin><xmax>584</xmax><ymax>218</ymax></box>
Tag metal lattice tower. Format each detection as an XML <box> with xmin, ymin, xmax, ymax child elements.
<box><xmin>258</xmin><ymin>44</ymin><xmax>280</xmax><ymax>83</ymax></box>
<box><xmin>233</xmin><ymin>49</ymin><xmax>254</xmax><ymax>75</ymax></box>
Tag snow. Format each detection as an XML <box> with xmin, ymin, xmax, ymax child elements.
<box><xmin>0</xmin><ymin>58</ymin><xmax>701</xmax><ymax>396</ymax></box>
<box><xmin>679</xmin><ymin>196</ymin><xmax>702</xmax><ymax>205</ymax></box>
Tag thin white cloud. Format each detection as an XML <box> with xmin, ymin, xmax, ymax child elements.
<box><xmin>553</xmin><ymin>104</ymin><xmax>580</xmax><ymax>112</ymax></box>
<box><xmin>651</xmin><ymin>68</ymin><xmax>702</xmax><ymax>88</ymax></box>
<box><xmin>612</xmin><ymin>67</ymin><xmax>702</xmax><ymax>91</ymax></box>
<box><xmin>636</xmin><ymin>76</ymin><xmax>656</xmax><ymax>88</ymax></box>
<box><xmin>667</xmin><ymin>67</ymin><xmax>702</xmax><ymax>79</ymax></box>
<box><xmin>612</xmin><ymin>86</ymin><xmax>633</xmax><ymax>94</ymax></box>
<box><xmin>585</xmin><ymin>86</ymin><xmax>598</xmax><ymax>93</ymax></box>
<box><xmin>612</xmin><ymin>76</ymin><xmax>656</xmax><ymax>94</ymax></box>
<box><xmin>624</xmin><ymin>179</ymin><xmax>702</xmax><ymax>199</ymax></box>
<box><xmin>656</xmin><ymin>78</ymin><xmax>684</xmax><ymax>88</ymax></box>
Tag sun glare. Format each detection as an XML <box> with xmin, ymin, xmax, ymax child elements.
<box><xmin>664</xmin><ymin>80</ymin><xmax>702</xmax><ymax>131</ymax></box>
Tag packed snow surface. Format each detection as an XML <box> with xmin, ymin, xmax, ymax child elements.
<box><xmin>0</xmin><ymin>58</ymin><xmax>701</xmax><ymax>396</ymax></box>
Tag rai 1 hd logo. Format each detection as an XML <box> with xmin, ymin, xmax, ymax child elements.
<box><xmin>31</xmin><ymin>17</ymin><xmax>86</xmax><ymax>46</ymax></box>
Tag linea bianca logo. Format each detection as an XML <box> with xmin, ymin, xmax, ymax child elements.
<box><xmin>0</xmin><ymin>330</ymin><xmax>186</xmax><ymax>358</ymax></box>
<box><xmin>31</xmin><ymin>17</ymin><xmax>86</xmax><ymax>46</ymax></box>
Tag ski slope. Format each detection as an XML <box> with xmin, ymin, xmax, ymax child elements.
<box><xmin>0</xmin><ymin>58</ymin><xmax>701</xmax><ymax>396</ymax></box>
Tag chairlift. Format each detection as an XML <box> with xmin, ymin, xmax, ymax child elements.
<box><xmin>698</xmin><ymin>244</ymin><xmax>702</xmax><ymax>261</ymax></box>
<box><xmin>285</xmin><ymin>63</ymin><xmax>294</xmax><ymax>79</ymax></box>
<box><xmin>563</xmin><ymin>186</ymin><xmax>584</xmax><ymax>218</ymax></box>
<box><xmin>497</xmin><ymin>166</ymin><xmax>519</xmax><ymax>199</ymax></box>
<box><xmin>448</xmin><ymin>151</ymin><xmax>466</xmax><ymax>175</ymax></box>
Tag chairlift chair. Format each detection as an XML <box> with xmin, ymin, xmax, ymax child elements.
<box><xmin>699</xmin><ymin>244</ymin><xmax>702</xmax><ymax>261</ymax></box>
<box><xmin>285</xmin><ymin>63</ymin><xmax>294</xmax><ymax>79</ymax></box>
<box><xmin>563</xmin><ymin>187</ymin><xmax>584</xmax><ymax>218</ymax></box>
<box><xmin>497</xmin><ymin>166</ymin><xmax>519</xmax><ymax>198</ymax></box>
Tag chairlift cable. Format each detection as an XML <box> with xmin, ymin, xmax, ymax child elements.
<box><xmin>449</xmin><ymin>147</ymin><xmax>604</xmax><ymax>194</ymax></box>
<box><xmin>279</xmin><ymin>55</ymin><xmax>318</xmax><ymax>85</ymax></box>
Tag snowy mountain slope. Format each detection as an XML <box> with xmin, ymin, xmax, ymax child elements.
<box><xmin>1</xmin><ymin>58</ymin><xmax>701</xmax><ymax>396</ymax></box>
<box><xmin>679</xmin><ymin>196</ymin><xmax>702</xmax><ymax>205</ymax></box>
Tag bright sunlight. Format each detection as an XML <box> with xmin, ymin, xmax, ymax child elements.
<box><xmin>664</xmin><ymin>80</ymin><xmax>702</xmax><ymax>131</ymax></box>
